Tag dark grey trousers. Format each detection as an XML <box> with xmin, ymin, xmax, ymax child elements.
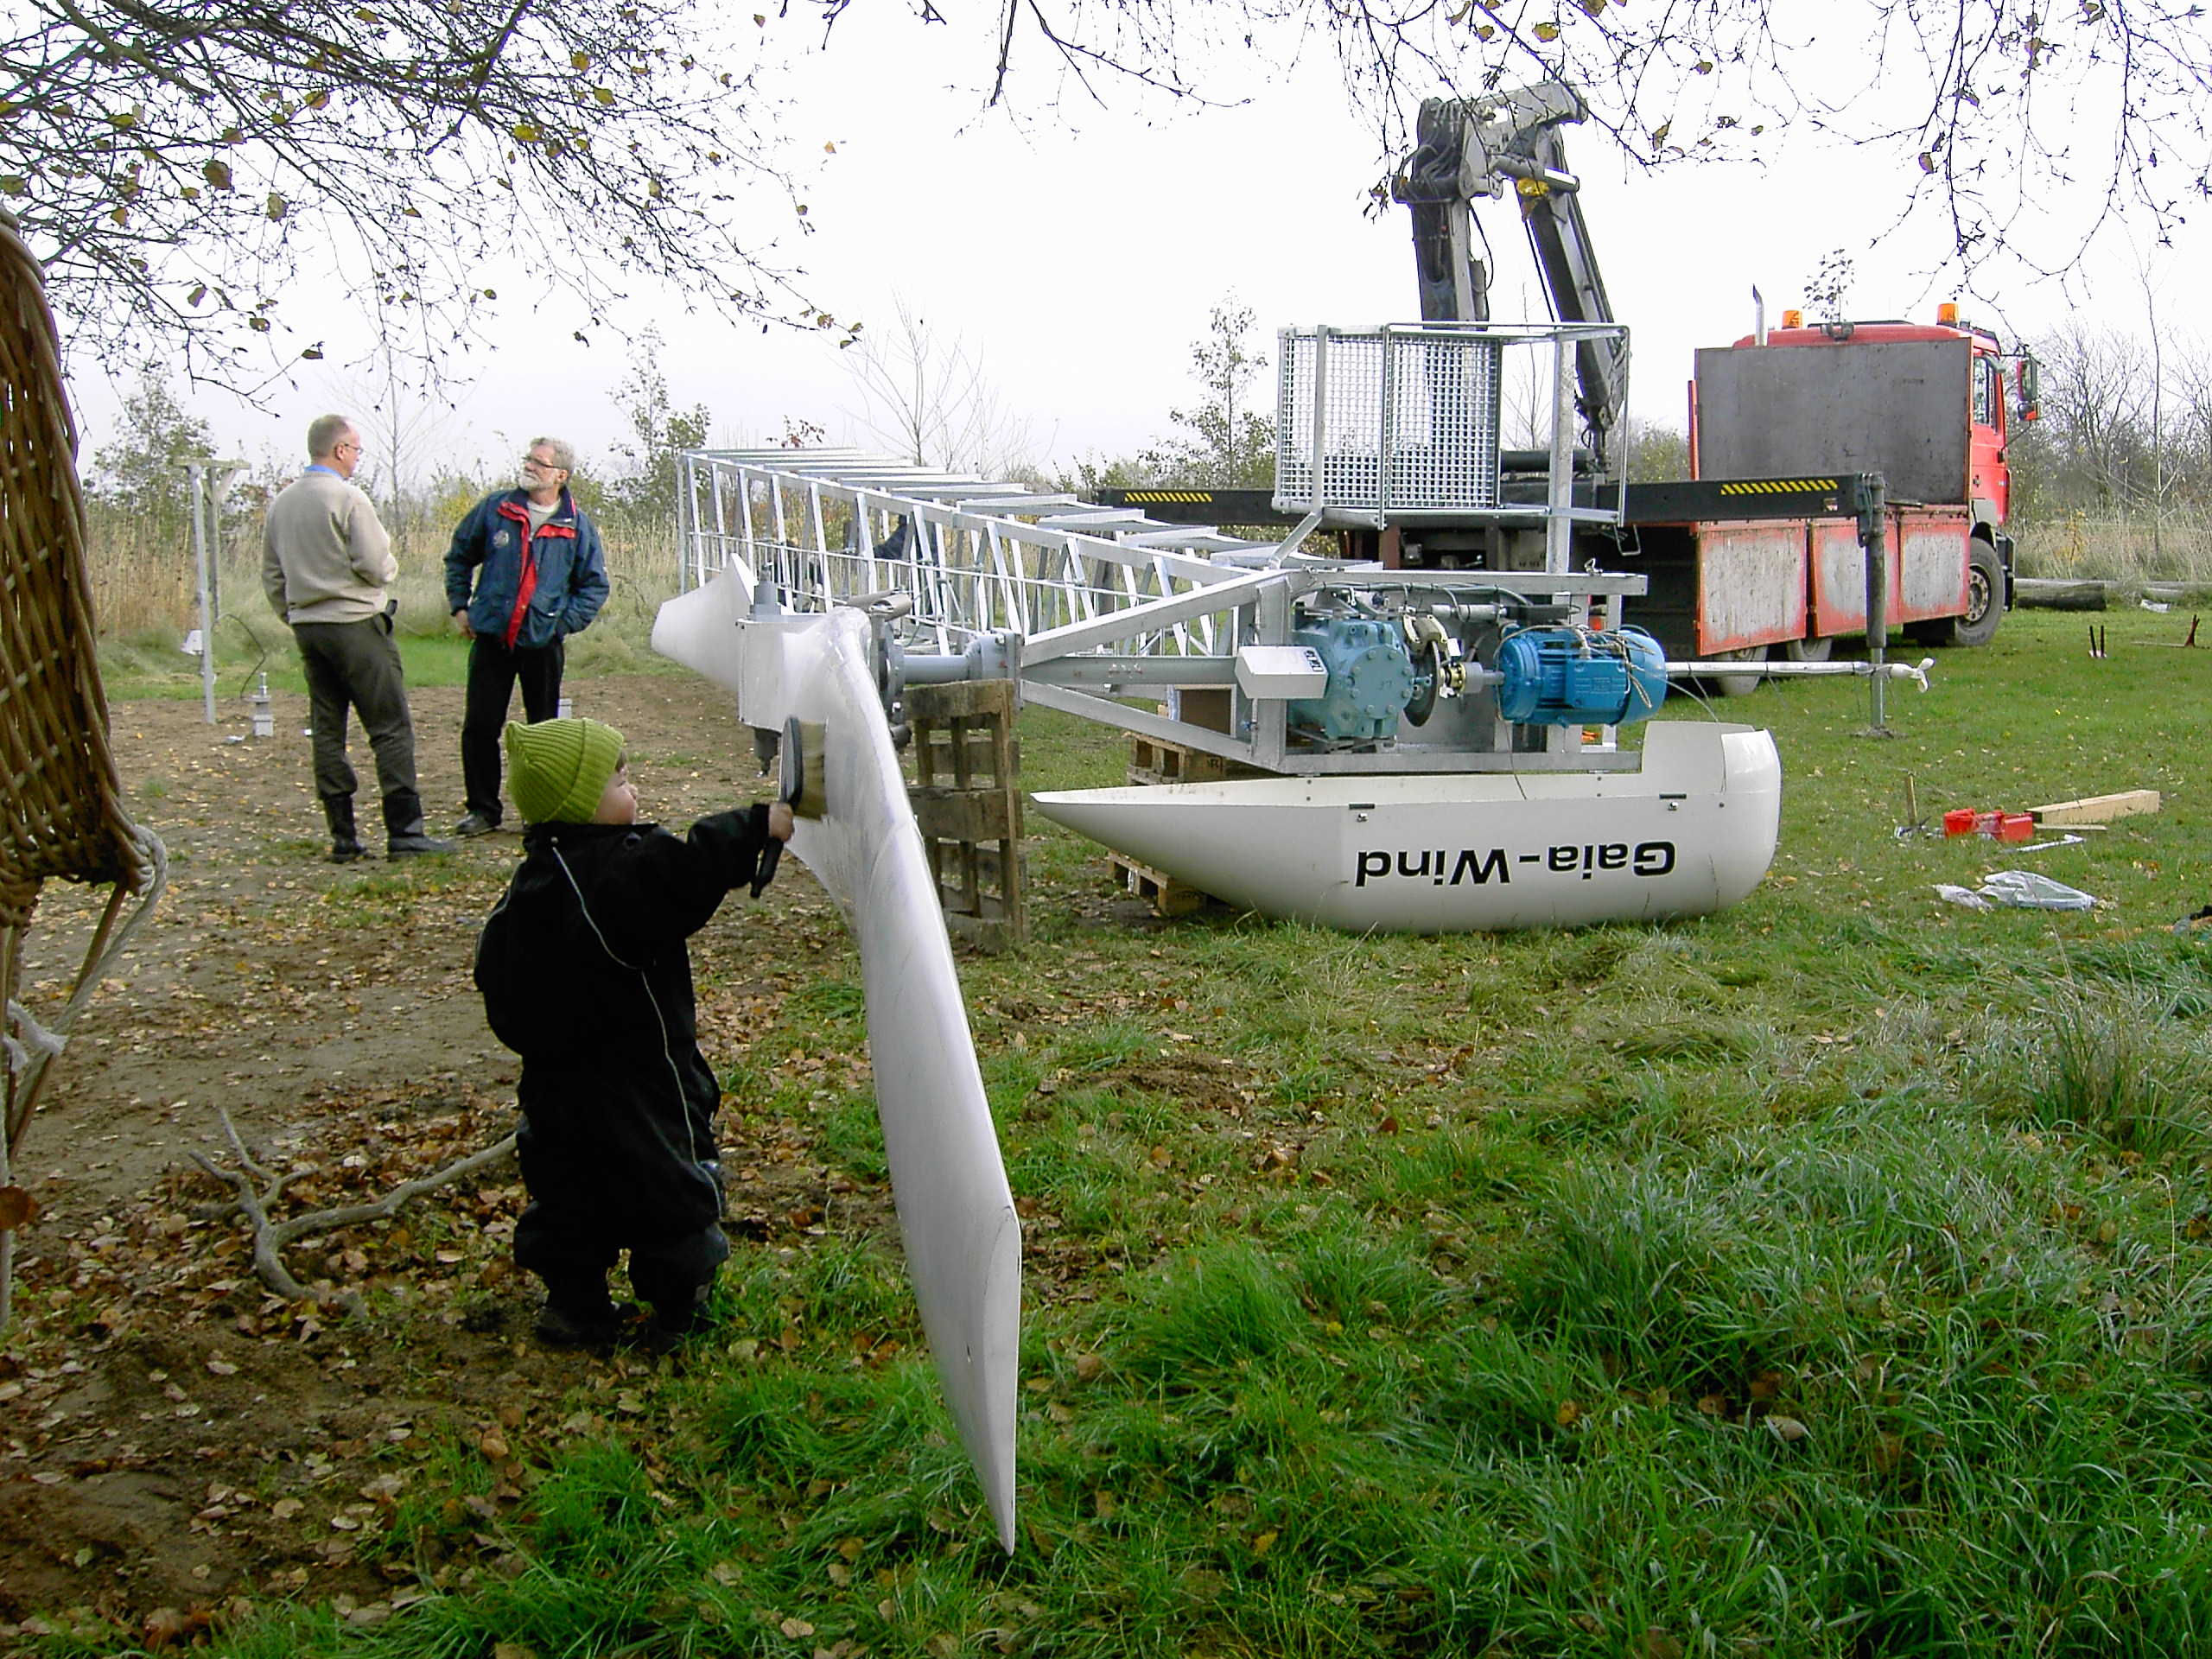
<box><xmin>461</xmin><ymin>632</ymin><xmax>564</xmax><ymax>823</ymax></box>
<box><xmin>292</xmin><ymin>614</ymin><xmax>426</xmax><ymax>840</ymax></box>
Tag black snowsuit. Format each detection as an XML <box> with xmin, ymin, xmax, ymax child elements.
<box><xmin>474</xmin><ymin>805</ymin><xmax>775</xmax><ymax>1322</ymax></box>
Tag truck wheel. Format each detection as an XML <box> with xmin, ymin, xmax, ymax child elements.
<box><xmin>1709</xmin><ymin>645</ymin><xmax>1768</xmax><ymax>698</ymax></box>
<box><xmin>1782</xmin><ymin>634</ymin><xmax>1834</xmax><ymax>663</ymax></box>
<box><xmin>1946</xmin><ymin>539</ymin><xmax>2005</xmax><ymax>647</ymax></box>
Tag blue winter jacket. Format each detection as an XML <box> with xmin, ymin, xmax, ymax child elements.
<box><xmin>444</xmin><ymin>488</ymin><xmax>610</xmax><ymax>652</ymax></box>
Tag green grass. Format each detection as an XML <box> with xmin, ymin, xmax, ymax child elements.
<box><xmin>97</xmin><ymin>623</ymin><xmax>475</xmax><ymax>702</ymax></box>
<box><xmin>94</xmin><ymin>603</ymin><xmax>679</xmax><ymax>702</ymax></box>
<box><xmin>47</xmin><ymin>603</ymin><xmax>2212</xmax><ymax>1656</ymax></box>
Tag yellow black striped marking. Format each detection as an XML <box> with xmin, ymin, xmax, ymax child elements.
<box><xmin>1717</xmin><ymin>478</ymin><xmax>1840</xmax><ymax>495</ymax></box>
<box><xmin>1123</xmin><ymin>490</ymin><xmax>1215</xmax><ymax>503</ymax></box>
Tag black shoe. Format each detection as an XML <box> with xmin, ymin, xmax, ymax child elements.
<box><xmin>453</xmin><ymin>811</ymin><xmax>499</xmax><ymax>838</ymax></box>
<box><xmin>388</xmin><ymin>834</ymin><xmax>455</xmax><ymax>857</ymax></box>
<box><xmin>534</xmin><ymin>1301</ymin><xmax>637</xmax><ymax>1351</ymax></box>
<box><xmin>322</xmin><ymin>797</ymin><xmax>363</xmax><ymax>862</ymax></box>
<box><xmin>631</xmin><ymin>1315</ymin><xmax>708</xmax><ymax>1357</ymax></box>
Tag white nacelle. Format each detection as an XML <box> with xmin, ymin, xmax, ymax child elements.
<box><xmin>1033</xmin><ymin>721</ymin><xmax>1781</xmax><ymax>932</ymax></box>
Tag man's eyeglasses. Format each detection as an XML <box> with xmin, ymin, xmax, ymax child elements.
<box><xmin>522</xmin><ymin>455</ymin><xmax>564</xmax><ymax>474</ymax></box>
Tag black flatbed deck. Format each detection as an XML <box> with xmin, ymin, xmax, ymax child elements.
<box><xmin>1092</xmin><ymin>479</ymin><xmax>1905</xmax><ymax>529</ymax></box>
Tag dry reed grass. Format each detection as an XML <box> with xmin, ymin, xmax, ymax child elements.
<box><xmin>84</xmin><ymin>501</ymin><xmax>683</xmax><ymax>644</ymax></box>
<box><xmin>2014</xmin><ymin>509</ymin><xmax>2212</xmax><ymax>586</ymax></box>
<box><xmin>91</xmin><ymin>493</ymin><xmax>2209</xmax><ymax>643</ymax></box>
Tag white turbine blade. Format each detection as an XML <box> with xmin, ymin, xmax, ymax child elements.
<box><xmin>649</xmin><ymin>561</ymin><xmax>756</xmax><ymax>693</ymax></box>
<box><xmin>654</xmin><ymin>599</ymin><xmax>1021</xmax><ymax>1550</ymax></box>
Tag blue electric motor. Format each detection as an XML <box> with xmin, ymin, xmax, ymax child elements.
<box><xmin>1287</xmin><ymin>618</ymin><xmax>1419</xmax><ymax>741</ymax></box>
<box><xmin>1494</xmin><ymin>626</ymin><xmax>1669</xmax><ymax>726</ymax></box>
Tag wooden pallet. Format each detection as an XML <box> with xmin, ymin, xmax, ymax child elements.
<box><xmin>1109</xmin><ymin>851</ymin><xmax>1209</xmax><ymax>918</ymax></box>
<box><xmin>1127</xmin><ymin>732</ymin><xmax>1269</xmax><ymax>788</ymax></box>
<box><xmin>906</xmin><ymin>678</ymin><xmax>1027</xmax><ymax>951</ymax></box>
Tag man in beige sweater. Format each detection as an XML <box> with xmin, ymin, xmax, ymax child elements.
<box><xmin>263</xmin><ymin>415</ymin><xmax>451</xmax><ymax>861</ymax></box>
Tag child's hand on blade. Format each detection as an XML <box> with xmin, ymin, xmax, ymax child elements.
<box><xmin>768</xmin><ymin>801</ymin><xmax>794</xmax><ymax>841</ymax></box>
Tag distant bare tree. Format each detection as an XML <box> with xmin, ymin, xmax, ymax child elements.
<box><xmin>844</xmin><ymin>301</ymin><xmax>1033</xmax><ymax>477</ymax></box>
<box><xmin>2171</xmin><ymin>342</ymin><xmax>2212</xmax><ymax>513</ymax></box>
<box><xmin>320</xmin><ymin>333</ymin><xmax>461</xmax><ymax>534</ymax></box>
<box><xmin>2031</xmin><ymin>319</ymin><xmax>2157</xmax><ymax>510</ymax></box>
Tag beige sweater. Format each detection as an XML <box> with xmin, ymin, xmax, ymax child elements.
<box><xmin>262</xmin><ymin>469</ymin><xmax>397</xmax><ymax>625</ymax></box>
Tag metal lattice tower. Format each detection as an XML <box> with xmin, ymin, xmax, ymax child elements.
<box><xmin>677</xmin><ymin>448</ymin><xmax>1304</xmax><ymax>658</ymax></box>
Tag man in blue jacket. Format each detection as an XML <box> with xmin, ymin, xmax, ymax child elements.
<box><xmin>445</xmin><ymin>437</ymin><xmax>611</xmax><ymax>836</ymax></box>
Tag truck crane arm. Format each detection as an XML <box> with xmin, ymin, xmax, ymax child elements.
<box><xmin>1392</xmin><ymin>79</ymin><xmax>1626</xmax><ymax>470</ymax></box>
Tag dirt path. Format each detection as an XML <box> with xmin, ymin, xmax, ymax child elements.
<box><xmin>16</xmin><ymin>675</ymin><xmax>815</xmax><ymax>1210</ymax></box>
<box><xmin>0</xmin><ymin>673</ymin><xmax>899</xmax><ymax>1643</ymax></box>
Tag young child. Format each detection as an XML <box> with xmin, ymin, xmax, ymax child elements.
<box><xmin>474</xmin><ymin>716</ymin><xmax>792</xmax><ymax>1350</ymax></box>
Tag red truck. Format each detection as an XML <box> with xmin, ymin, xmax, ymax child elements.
<box><xmin>1644</xmin><ymin>304</ymin><xmax>2032</xmax><ymax>668</ymax></box>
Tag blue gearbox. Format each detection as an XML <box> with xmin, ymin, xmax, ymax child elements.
<box><xmin>1494</xmin><ymin>626</ymin><xmax>1669</xmax><ymax>726</ymax></box>
<box><xmin>1287</xmin><ymin>618</ymin><xmax>1419</xmax><ymax>741</ymax></box>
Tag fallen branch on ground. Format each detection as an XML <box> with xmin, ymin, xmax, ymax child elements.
<box><xmin>190</xmin><ymin>1107</ymin><xmax>517</xmax><ymax>1313</ymax></box>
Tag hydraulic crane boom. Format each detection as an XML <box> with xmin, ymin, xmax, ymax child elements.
<box><xmin>1392</xmin><ymin>80</ymin><xmax>1625</xmax><ymax>469</ymax></box>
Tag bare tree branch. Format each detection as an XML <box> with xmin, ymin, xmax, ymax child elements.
<box><xmin>191</xmin><ymin>1106</ymin><xmax>517</xmax><ymax>1313</ymax></box>
<box><xmin>975</xmin><ymin>0</ymin><xmax>2209</xmax><ymax>279</ymax></box>
<box><xmin>3</xmin><ymin>0</ymin><xmax>832</xmax><ymax>384</ymax></box>
<box><xmin>11</xmin><ymin>0</ymin><xmax>2207</xmax><ymax>379</ymax></box>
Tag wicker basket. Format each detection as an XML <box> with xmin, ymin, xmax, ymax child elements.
<box><xmin>0</xmin><ymin>208</ymin><xmax>165</xmax><ymax>1325</ymax></box>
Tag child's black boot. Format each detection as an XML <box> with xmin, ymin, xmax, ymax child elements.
<box><xmin>534</xmin><ymin>1283</ymin><xmax>636</xmax><ymax>1351</ymax></box>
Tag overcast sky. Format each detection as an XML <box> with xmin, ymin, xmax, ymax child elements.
<box><xmin>60</xmin><ymin>9</ymin><xmax>2209</xmax><ymax>494</ymax></box>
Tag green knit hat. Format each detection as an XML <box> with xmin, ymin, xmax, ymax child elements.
<box><xmin>504</xmin><ymin>717</ymin><xmax>626</xmax><ymax>823</ymax></box>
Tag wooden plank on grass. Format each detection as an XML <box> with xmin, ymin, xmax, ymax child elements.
<box><xmin>2030</xmin><ymin>790</ymin><xmax>2161</xmax><ymax>825</ymax></box>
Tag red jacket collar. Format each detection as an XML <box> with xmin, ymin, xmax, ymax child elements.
<box><xmin>497</xmin><ymin>490</ymin><xmax>578</xmax><ymax>537</ymax></box>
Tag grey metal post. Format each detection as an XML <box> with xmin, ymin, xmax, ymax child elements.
<box><xmin>1855</xmin><ymin>472</ymin><xmax>1890</xmax><ymax>731</ymax></box>
<box><xmin>205</xmin><ymin>474</ymin><xmax>221</xmax><ymax>623</ymax></box>
<box><xmin>677</xmin><ymin>454</ymin><xmax>697</xmax><ymax>589</ymax></box>
<box><xmin>1309</xmin><ymin>327</ymin><xmax>1331</xmax><ymax>516</ymax></box>
<box><xmin>1377</xmin><ymin>325</ymin><xmax>1397</xmax><ymax>518</ymax></box>
<box><xmin>188</xmin><ymin>461</ymin><xmax>215</xmax><ymax>724</ymax></box>
<box><xmin>717</xmin><ymin>461</ymin><xmax>737</xmax><ymax>578</ymax></box>
<box><xmin>207</xmin><ymin>462</ymin><xmax>248</xmax><ymax>620</ymax></box>
<box><xmin>1253</xmin><ymin>578</ymin><xmax>1292</xmax><ymax>772</ymax></box>
<box><xmin>1546</xmin><ymin>333</ymin><xmax>1576</xmax><ymax>576</ymax></box>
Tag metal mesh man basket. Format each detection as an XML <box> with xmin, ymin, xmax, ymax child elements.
<box><xmin>0</xmin><ymin>207</ymin><xmax>166</xmax><ymax>1324</ymax></box>
<box><xmin>1273</xmin><ymin>324</ymin><xmax>1505</xmax><ymax>517</ymax></box>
